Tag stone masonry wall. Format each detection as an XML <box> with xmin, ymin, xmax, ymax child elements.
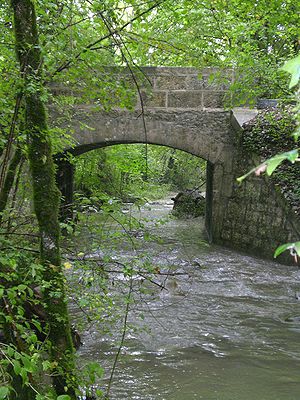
<box><xmin>50</xmin><ymin>66</ymin><xmax>233</xmax><ymax>111</ymax></box>
<box><xmin>136</xmin><ymin>67</ymin><xmax>232</xmax><ymax>110</ymax></box>
<box><xmin>218</xmin><ymin>152</ymin><xmax>300</xmax><ymax>264</ymax></box>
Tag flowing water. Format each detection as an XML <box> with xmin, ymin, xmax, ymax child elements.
<box><xmin>74</xmin><ymin>197</ymin><xmax>300</xmax><ymax>399</ymax></box>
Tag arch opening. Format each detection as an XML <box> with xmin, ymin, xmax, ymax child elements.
<box><xmin>56</xmin><ymin>143</ymin><xmax>214</xmax><ymax>240</ymax></box>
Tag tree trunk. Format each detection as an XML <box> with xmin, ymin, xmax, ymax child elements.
<box><xmin>55</xmin><ymin>155</ymin><xmax>75</xmax><ymax>222</ymax></box>
<box><xmin>11</xmin><ymin>0</ymin><xmax>78</xmax><ymax>397</ymax></box>
<box><xmin>0</xmin><ymin>147</ymin><xmax>21</xmax><ymax>223</ymax></box>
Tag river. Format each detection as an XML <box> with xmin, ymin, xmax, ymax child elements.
<box><xmin>71</xmin><ymin>196</ymin><xmax>300</xmax><ymax>400</ymax></box>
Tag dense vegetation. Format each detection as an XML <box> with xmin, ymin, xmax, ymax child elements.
<box><xmin>242</xmin><ymin>107</ymin><xmax>300</xmax><ymax>214</ymax></box>
<box><xmin>75</xmin><ymin>145</ymin><xmax>206</xmax><ymax>203</ymax></box>
<box><xmin>0</xmin><ymin>0</ymin><xmax>299</xmax><ymax>399</ymax></box>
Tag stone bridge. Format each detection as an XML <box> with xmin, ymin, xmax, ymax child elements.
<box><xmin>51</xmin><ymin>67</ymin><xmax>300</xmax><ymax>263</ymax></box>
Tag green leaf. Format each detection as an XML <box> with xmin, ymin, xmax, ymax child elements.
<box><xmin>274</xmin><ymin>242</ymin><xmax>293</xmax><ymax>258</ymax></box>
<box><xmin>293</xmin><ymin>242</ymin><xmax>300</xmax><ymax>255</ymax></box>
<box><xmin>266</xmin><ymin>150</ymin><xmax>298</xmax><ymax>176</ymax></box>
<box><xmin>274</xmin><ymin>242</ymin><xmax>300</xmax><ymax>258</ymax></box>
<box><xmin>57</xmin><ymin>396</ymin><xmax>71</xmax><ymax>400</ymax></box>
<box><xmin>13</xmin><ymin>360</ymin><xmax>21</xmax><ymax>375</ymax></box>
<box><xmin>280</xmin><ymin>54</ymin><xmax>300</xmax><ymax>88</ymax></box>
<box><xmin>22</xmin><ymin>355</ymin><xmax>35</xmax><ymax>373</ymax></box>
<box><xmin>86</xmin><ymin>361</ymin><xmax>104</xmax><ymax>377</ymax></box>
<box><xmin>285</xmin><ymin>149</ymin><xmax>299</xmax><ymax>162</ymax></box>
<box><xmin>266</xmin><ymin>155</ymin><xmax>286</xmax><ymax>176</ymax></box>
<box><xmin>0</xmin><ymin>387</ymin><xmax>9</xmax><ymax>400</ymax></box>
<box><xmin>17</xmin><ymin>284</ymin><xmax>27</xmax><ymax>292</ymax></box>
<box><xmin>20</xmin><ymin>367</ymin><xmax>28</xmax><ymax>384</ymax></box>
<box><xmin>6</xmin><ymin>346</ymin><xmax>14</xmax><ymax>357</ymax></box>
<box><xmin>42</xmin><ymin>360</ymin><xmax>51</xmax><ymax>371</ymax></box>
<box><xmin>293</xmin><ymin>126</ymin><xmax>300</xmax><ymax>141</ymax></box>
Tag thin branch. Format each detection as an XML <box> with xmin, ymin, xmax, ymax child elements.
<box><xmin>108</xmin><ymin>213</ymin><xmax>136</xmax><ymax>249</ymax></box>
<box><xmin>60</xmin><ymin>17</ymin><xmax>89</xmax><ymax>32</ymax></box>
<box><xmin>125</xmin><ymin>31</ymin><xmax>187</xmax><ymax>53</ymax></box>
<box><xmin>0</xmin><ymin>245</ymin><xmax>39</xmax><ymax>254</ymax></box>
<box><xmin>105</xmin><ymin>277</ymin><xmax>133</xmax><ymax>399</ymax></box>
<box><xmin>0</xmin><ymin>232</ymin><xmax>39</xmax><ymax>237</ymax></box>
<box><xmin>99</xmin><ymin>12</ymin><xmax>149</xmax><ymax>178</ymax></box>
<box><xmin>51</xmin><ymin>0</ymin><xmax>166</xmax><ymax>77</ymax></box>
<box><xmin>0</xmin><ymin>93</ymin><xmax>23</xmax><ymax>193</ymax></box>
<box><xmin>138</xmin><ymin>272</ymin><xmax>166</xmax><ymax>289</ymax></box>
<box><xmin>6</xmin><ymin>156</ymin><xmax>24</xmax><ymax>232</ymax></box>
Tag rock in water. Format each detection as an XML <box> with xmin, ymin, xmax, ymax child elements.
<box><xmin>171</xmin><ymin>189</ymin><xmax>205</xmax><ymax>218</ymax></box>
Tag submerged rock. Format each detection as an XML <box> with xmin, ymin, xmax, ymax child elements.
<box><xmin>171</xmin><ymin>189</ymin><xmax>205</xmax><ymax>218</ymax></box>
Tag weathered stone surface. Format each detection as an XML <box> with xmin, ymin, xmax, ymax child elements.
<box><xmin>139</xmin><ymin>91</ymin><xmax>167</xmax><ymax>108</ymax></box>
<box><xmin>203</xmin><ymin>91</ymin><xmax>226</xmax><ymax>108</ymax></box>
<box><xmin>167</xmin><ymin>91</ymin><xmax>203</xmax><ymax>109</ymax></box>
<box><xmin>186</xmin><ymin>75</ymin><xmax>231</xmax><ymax>90</ymax></box>
<box><xmin>155</xmin><ymin>76</ymin><xmax>187</xmax><ymax>90</ymax></box>
<box><xmin>50</xmin><ymin>67</ymin><xmax>300</xmax><ymax>264</ymax></box>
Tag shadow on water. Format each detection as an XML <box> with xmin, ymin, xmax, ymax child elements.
<box><xmin>72</xmin><ymin>197</ymin><xmax>300</xmax><ymax>400</ymax></box>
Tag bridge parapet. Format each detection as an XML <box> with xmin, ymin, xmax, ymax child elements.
<box><xmin>50</xmin><ymin>67</ymin><xmax>233</xmax><ymax>111</ymax></box>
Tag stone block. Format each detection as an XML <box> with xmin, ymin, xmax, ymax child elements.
<box><xmin>186</xmin><ymin>74</ymin><xmax>231</xmax><ymax>91</ymax></box>
<box><xmin>231</xmin><ymin>231</ymin><xmax>243</xmax><ymax>244</ymax></box>
<box><xmin>151</xmin><ymin>67</ymin><xmax>199</xmax><ymax>75</ymax></box>
<box><xmin>139</xmin><ymin>91</ymin><xmax>167</xmax><ymax>108</ymax></box>
<box><xmin>155</xmin><ymin>75</ymin><xmax>187</xmax><ymax>90</ymax></box>
<box><xmin>167</xmin><ymin>91</ymin><xmax>203</xmax><ymax>108</ymax></box>
<box><xmin>185</xmin><ymin>75</ymin><xmax>207</xmax><ymax>90</ymax></box>
<box><xmin>248</xmin><ymin>224</ymin><xmax>259</xmax><ymax>237</ymax></box>
<box><xmin>203</xmin><ymin>91</ymin><xmax>226</xmax><ymax>108</ymax></box>
<box><xmin>130</xmin><ymin>75</ymin><xmax>155</xmax><ymax>90</ymax></box>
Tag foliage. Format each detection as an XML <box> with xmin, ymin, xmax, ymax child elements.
<box><xmin>238</xmin><ymin>52</ymin><xmax>300</xmax><ymax>260</ymax></box>
<box><xmin>74</xmin><ymin>144</ymin><xmax>206</xmax><ymax>204</ymax></box>
<box><xmin>281</xmin><ymin>54</ymin><xmax>300</xmax><ymax>90</ymax></box>
<box><xmin>238</xmin><ymin>107</ymin><xmax>300</xmax><ymax>214</ymax></box>
<box><xmin>0</xmin><ymin>246</ymin><xmax>54</xmax><ymax>398</ymax></box>
<box><xmin>1</xmin><ymin>0</ymin><xmax>299</xmax><ymax>397</ymax></box>
<box><xmin>123</xmin><ymin>0</ymin><xmax>299</xmax><ymax>103</ymax></box>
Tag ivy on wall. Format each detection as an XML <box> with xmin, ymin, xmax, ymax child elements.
<box><xmin>242</xmin><ymin>106</ymin><xmax>300</xmax><ymax>215</ymax></box>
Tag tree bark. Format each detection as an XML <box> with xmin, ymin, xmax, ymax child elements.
<box><xmin>0</xmin><ymin>147</ymin><xmax>21</xmax><ymax>223</ymax></box>
<box><xmin>11</xmin><ymin>0</ymin><xmax>78</xmax><ymax>397</ymax></box>
<box><xmin>55</xmin><ymin>155</ymin><xmax>75</xmax><ymax>222</ymax></box>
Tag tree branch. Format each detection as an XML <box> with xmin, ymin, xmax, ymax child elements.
<box><xmin>51</xmin><ymin>0</ymin><xmax>166</xmax><ymax>77</ymax></box>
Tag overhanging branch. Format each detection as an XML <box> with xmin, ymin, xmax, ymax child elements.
<box><xmin>51</xmin><ymin>0</ymin><xmax>166</xmax><ymax>77</ymax></box>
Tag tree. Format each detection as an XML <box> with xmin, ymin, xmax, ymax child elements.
<box><xmin>2</xmin><ymin>0</ymin><xmax>77</xmax><ymax>398</ymax></box>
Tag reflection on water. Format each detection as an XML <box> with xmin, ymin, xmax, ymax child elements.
<box><xmin>74</xmin><ymin>197</ymin><xmax>300</xmax><ymax>399</ymax></box>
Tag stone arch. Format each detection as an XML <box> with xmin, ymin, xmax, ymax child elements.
<box><xmin>56</xmin><ymin>107</ymin><xmax>237</xmax><ymax>245</ymax></box>
<box><xmin>67</xmin><ymin>108</ymin><xmax>234</xmax><ymax>164</ymax></box>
